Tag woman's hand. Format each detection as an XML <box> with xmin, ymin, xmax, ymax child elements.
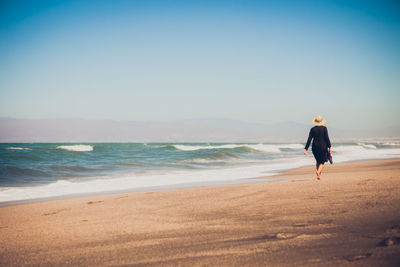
<box><xmin>329</xmin><ymin>147</ymin><xmax>332</xmax><ymax>153</ymax></box>
<box><xmin>304</xmin><ymin>149</ymin><xmax>307</xmax><ymax>155</ymax></box>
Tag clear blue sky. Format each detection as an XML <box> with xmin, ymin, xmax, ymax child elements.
<box><xmin>1</xmin><ymin>0</ymin><xmax>399</xmax><ymax>129</ymax></box>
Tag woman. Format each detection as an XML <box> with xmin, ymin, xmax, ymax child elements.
<box><xmin>304</xmin><ymin>115</ymin><xmax>331</xmax><ymax>180</ymax></box>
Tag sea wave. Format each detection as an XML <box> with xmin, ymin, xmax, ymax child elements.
<box><xmin>6</xmin><ymin>147</ymin><xmax>31</xmax><ymax>150</ymax></box>
<box><xmin>208</xmin><ymin>151</ymin><xmax>239</xmax><ymax>159</ymax></box>
<box><xmin>48</xmin><ymin>165</ymin><xmax>96</xmax><ymax>172</ymax></box>
<box><xmin>356</xmin><ymin>143</ymin><xmax>377</xmax><ymax>149</ymax></box>
<box><xmin>181</xmin><ymin>151</ymin><xmax>240</xmax><ymax>164</ymax></box>
<box><xmin>377</xmin><ymin>142</ymin><xmax>400</xmax><ymax>146</ymax></box>
<box><xmin>248</xmin><ymin>144</ymin><xmax>304</xmax><ymax>153</ymax></box>
<box><xmin>1</xmin><ymin>141</ymin><xmax>400</xmax><ymax>204</ymax></box>
<box><xmin>56</xmin><ymin>145</ymin><xmax>93</xmax><ymax>152</ymax></box>
<box><xmin>332</xmin><ymin>145</ymin><xmax>400</xmax><ymax>163</ymax></box>
<box><xmin>0</xmin><ymin>158</ymin><xmax>311</xmax><ymax>203</ymax></box>
<box><xmin>0</xmin><ymin>166</ymin><xmax>50</xmax><ymax>178</ymax></box>
<box><xmin>172</xmin><ymin>144</ymin><xmax>243</xmax><ymax>151</ymax></box>
<box><xmin>333</xmin><ymin>145</ymin><xmax>369</xmax><ymax>153</ymax></box>
<box><xmin>172</xmin><ymin>143</ymin><xmax>304</xmax><ymax>153</ymax></box>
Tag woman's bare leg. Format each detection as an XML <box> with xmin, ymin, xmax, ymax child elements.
<box><xmin>317</xmin><ymin>163</ymin><xmax>324</xmax><ymax>179</ymax></box>
<box><xmin>316</xmin><ymin>163</ymin><xmax>320</xmax><ymax>179</ymax></box>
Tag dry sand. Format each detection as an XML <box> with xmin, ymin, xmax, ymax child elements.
<box><xmin>1</xmin><ymin>159</ymin><xmax>400</xmax><ymax>266</ymax></box>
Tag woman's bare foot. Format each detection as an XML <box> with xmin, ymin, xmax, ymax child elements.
<box><xmin>316</xmin><ymin>171</ymin><xmax>321</xmax><ymax>180</ymax></box>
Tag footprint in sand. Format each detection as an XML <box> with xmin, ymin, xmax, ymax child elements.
<box><xmin>42</xmin><ymin>208</ymin><xmax>69</xmax><ymax>216</ymax></box>
<box><xmin>343</xmin><ymin>252</ymin><xmax>372</xmax><ymax>262</ymax></box>
<box><xmin>386</xmin><ymin>224</ymin><xmax>400</xmax><ymax>234</ymax></box>
<box><xmin>378</xmin><ymin>237</ymin><xmax>400</xmax><ymax>247</ymax></box>
<box><xmin>378</xmin><ymin>224</ymin><xmax>400</xmax><ymax>246</ymax></box>
<box><xmin>307</xmin><ymin>219</ymin><xmax>334</xmax><ymax>226</ymax></box>
<box><xmin>42</xmin><ymin>211</ymin><xmax>58</xmax><ymax>216</ymax></box>
<box><xmin>275</xmin><ymin>233</ymin><xmax>298</xmax><ymax>239</ymax></box>
<box><xmin>87</xmin><ymin>200</ymin><xmax>104</xmax><ymax>205</ymax></box>
<box><xmin>357</xmin><ymin>179</ymin><xmax>375</xmax><ymax>186</ymax></box>
<box><xmin>293</xmin><ymin>223</ymin><xmax>310</xmax><ymax>227</ymax></box>
<box><xmin>244</xmin><ymin>233</ymin><xmax>298</xmax><ymax>242</ymax></box>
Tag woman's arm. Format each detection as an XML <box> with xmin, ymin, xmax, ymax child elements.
<box><xmin>304</xmin><ymin>128</ymin><xmax>313</xmax><ymax>154</ymax></box>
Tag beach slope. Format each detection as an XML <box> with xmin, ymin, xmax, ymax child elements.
<box><xmin>1</xmin><ymin>159</ymin><xmax>400</xmax><ymax>266</ymax></box>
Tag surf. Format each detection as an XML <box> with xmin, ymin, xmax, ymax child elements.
<box><xmin>0</xmin><ymin>141</ymin><xmax>399</xmax><ymax>203</ymax></box>
<box><xmin>56</xmin><ymin>145</ymin><xmax>93</xmax><ymax>152</ymax></box>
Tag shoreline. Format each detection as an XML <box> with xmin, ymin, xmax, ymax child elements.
<box><xmin>1</xmin><ymin>157</ymin><xmax>399</xmax><ymax>207</ymax></box>
<box><xmin>0</xmin><ymin>177</ymin><xmax>281</xmax><ymax>208</ymax></box>
<box><xmin>1</xmin><ymin>158</ymin><xmax>400</xmax><ymax>266</ymax></box>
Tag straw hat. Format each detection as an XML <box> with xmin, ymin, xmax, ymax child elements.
<box><xmin>312</xmin><ymin>115</ymin><xmax>326</xmax><ymax>126</ymax></box>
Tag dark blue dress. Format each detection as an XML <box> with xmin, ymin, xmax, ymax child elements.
<box><xmin>305</xmin><ymin>126</ymin><xmax>331</xmax><ymax>164</ymax></box>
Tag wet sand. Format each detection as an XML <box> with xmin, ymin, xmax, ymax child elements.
<box><xmin>1</xmin><ymin>159</ymin><xmax>400</xmax><ymax>266</ymax></box>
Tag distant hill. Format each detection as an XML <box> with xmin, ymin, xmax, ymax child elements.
<box><xmin>0</xmin><ymin>117</ymin><xmax>399</xmax><ymax>142</ymax></box>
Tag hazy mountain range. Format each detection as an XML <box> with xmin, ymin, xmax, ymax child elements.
<box><xmin>0</xmin><ymin>117</ymin><xmax>399</xmax><ymax>143</ymax></box>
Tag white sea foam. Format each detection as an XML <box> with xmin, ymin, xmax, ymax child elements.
<box><xmin>248</xmin><ymin>144</ymin><xmax>304</xmax><ymax>152</ymax></box>
<box><xmin>183</xmin><ymin>158</ymin><xmax>232</xmax><ymax>163</ymax></box>
<box><xmin>378</xmin><ymin>142</ymin><xmax>400</xmax><ymax>146</ymax></box>
<box><xmin>173</xmin><ymin>144</ymin><xmax>243</xmax><ymax>151</ymax></box>
<box><xmin>333</xmin><ymin>145</ymin><xmax>367</xmax><ymax>152</ymax></box>
<box><xmin>357</xmin><ymin>143</ymin><xmax>377</xmax><ymax>149</ymax></box>
<box><xmin>57</xmin><ymin>145</ymin><xmax>93</xmax><ymax>152</ymax></box>
<box><xmin>1</xmin><ymin>142</ymin><xmax>400</xmax><ymax>204</ymax></box>
<box><xmin>247</xmin><ymin>144</ymin><xmax>281</xmax><ymax>153</ymax></box>
<box><xmin>332</xmin><ymin>145</ymin><xmax>400</xmax><ymax>163</ymax></box>
<box><xmin>173</xmin><ymin>143</ymin><xmax>304</xmax><ymax>153</ymax></box>
<box><xmin>183</xmin><ymin>157</ymin><xmax>258</xmax><ymax>164</ymax></box>
<box><xmin>0</xmin><ymin>157</ymin><xmax>311</xmax><ymax>203</ymax></box>
<box><xmin>279</xmin><ymin>144</ymin><xmax>305</xmax><ymax>149</ymax></box>
<box><xmin>6</xmin><ymin>147</ymin><xmax>31</xmax><ymax>150</ymax></box>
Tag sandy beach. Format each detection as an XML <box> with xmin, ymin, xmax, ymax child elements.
<box><xmin>1</xmin><ymin>159</ymin><xmax>400</xmax><ymax>266</ymax></box>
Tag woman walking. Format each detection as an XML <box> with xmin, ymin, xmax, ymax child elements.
<box><xmin>304</xmin><ymin>115</ymin><xmax>332</xmax><ymax>180</ymax></box>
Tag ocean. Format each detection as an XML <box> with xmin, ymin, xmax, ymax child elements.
<box><xmin>1</xmin><ymin>141</ymin><xmax>400</xmax><ymax>204</ymax></box>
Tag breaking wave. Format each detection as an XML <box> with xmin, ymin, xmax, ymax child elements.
<box><xmin>357</xmin><ymin>143</ymin><xmax>377</xmax><ymax>149</ymax></box>
<box><xmin>6</xmin><ymin>147</ymin><xmax>31</xmax><ymax>150</ymax></box>
<box><xmin>1</xmin><ymin>140</ymin><xmax>399</xmax><ymax>204</ymax></box>
<box><xmin>56</xmin><ymin>145</ymin><xmax>93</xmax><ymax>152</ymax></box>
<box><xmin>172</xmin><ymin>143</ymin><xmax>304</xmax><ymax>153</ymax></box>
